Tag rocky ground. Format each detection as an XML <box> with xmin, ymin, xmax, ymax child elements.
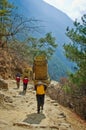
<box><xmin>0</xmin><ymin>80</ymin><xmax>86</xmax><ymax>130</ymax></box>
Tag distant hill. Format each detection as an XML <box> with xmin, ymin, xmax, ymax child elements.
<box><xmin>13</xmin><ymin>0</ymin><xmax>75</xmax><ymax>81</ymax></box>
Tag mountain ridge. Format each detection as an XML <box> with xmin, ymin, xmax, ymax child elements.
<box><xmin>13</xmin><ymin>0</ymin><xmax>74</xmax><ymax>80</ymax></box>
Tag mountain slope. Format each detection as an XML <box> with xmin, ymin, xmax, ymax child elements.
<box><xmin>13</xmin><ymin>0</ymin><xmax>74</xmax><ymax>80</ymax></box>
<box><xmin>0</xmin><ymin>48</ymin><xmax>29</xmax><ymax>79</ymax></box>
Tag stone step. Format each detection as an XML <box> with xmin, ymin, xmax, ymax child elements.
<box><xmin>13</xmin><ymin>122</ymin><xmax>73</xmax><ymax>130</ymax></box>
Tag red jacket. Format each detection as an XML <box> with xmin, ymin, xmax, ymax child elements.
<box><xmin>23</xmin><ymin>77</ymin><xmax>29</xmax><ymax>84</ymax></box>
<box><xmin>16</xmin><ymin>76</ymin><xmax>20</xmax><ymax>82</ymax></box>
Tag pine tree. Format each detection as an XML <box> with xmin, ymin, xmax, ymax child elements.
<box><xmin>0</xmin><ymin>0</ymin><xmax>14</xmax><ymax>39</ymax></box>
<box><xmin>63</xmin><ymin>14</ymin><xmax>86</xmax><ymax>87</ymax></box>
<box><xmin>27</xmin><ymin>32</ymin><xmax>57</xmax><ymax>59</ymax></box>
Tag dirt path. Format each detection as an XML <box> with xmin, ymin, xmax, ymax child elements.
<box><xmin>0</xmin><ymin>80</ymin><xmax>86</xmax><ymax>130</ymax></box>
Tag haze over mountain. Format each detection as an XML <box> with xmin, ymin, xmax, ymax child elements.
<box><xmin>14</xmin><ymin>0</ymin><xmax>75</xmax><ymax>80</ymax></box>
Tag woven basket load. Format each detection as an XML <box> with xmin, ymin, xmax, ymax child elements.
<box><xmin>34</xmin><ymin>79</ymin><xmax>50</xmax><ymax>85</ymax></box>
<box><xmin>34</xmin><ymin>55</ymin><xmax>47</xmax><ymax>61</ymax></box>
<box><xmin>34</xmin><ymin>55</ymin><xmax>48</xmax><ymax>80</ymax></box>
<box><xmin>22</xmin><ymin>68</ymin><xmax>30</xmax><ymax>78</ymax></box>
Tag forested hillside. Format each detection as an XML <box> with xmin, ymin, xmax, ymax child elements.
<box><xmin>12</xmin><ymin>0</ymin><xmax>75</xmax><ymax>80</ymax></box>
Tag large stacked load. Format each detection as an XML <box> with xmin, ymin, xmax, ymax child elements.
<box><xmin>33</xmin><ymin>55</ymin><xmax>47</xmax><ymax>80</ymax></box>
<box><xmin>22</xmin><ymin>68</ymin><xmax>31</xmax><ymax>78</ymax></box>
<box><xmin>33</xmin><ymin>55</ymin><xmax>50</xmax><ymax>85</ymax></box>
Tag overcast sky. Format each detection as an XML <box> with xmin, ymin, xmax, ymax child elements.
<box><xmin>43</xmin><ymin>0</ymin><xmax>86</xmax><ymax>21</ymax></box>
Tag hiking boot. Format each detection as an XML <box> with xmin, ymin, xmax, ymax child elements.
<box><xmin>41</xmin><ymin>105</ymin><xmax>43</xmax><ymax>110</ymax></box>
<box><xmin>23</xmin><ymin>90</ymin><xmax>26</xmax><ymax>95</ymax></box>
<box><xmin>40</xmin><ymin>106</ymin><xmax>43</xmax><ymax>113</ymax></box>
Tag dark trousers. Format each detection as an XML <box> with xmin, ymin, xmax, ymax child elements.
<box><xmin>23</xmin><ymin>83</ymin><xmax>27</xmax><ymax>92</ymax></box>
<box><xmin>16</xmin><ymin>81</ymin><xmax>20</xmax><ymax>88</ymax></box>
<box><xmin>36</xmin><ymin>94</ymin><xmax>45</xmax><ymax>113</ymax></box>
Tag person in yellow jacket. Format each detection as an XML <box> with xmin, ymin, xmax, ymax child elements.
<box><xmin>35</xmin><ymin>81</ymin><xmax>47</xmax><ymax>114</ymax></box>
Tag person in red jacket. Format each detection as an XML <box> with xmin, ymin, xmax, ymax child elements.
<box><xmin>16</xmin><ymin>73</ymin><xmax>21</xmax><ymax>89</ymax></box>
<box><xmin>23</xmin><ymin>76</ymin><xmax>29</xmax><ymax>94</ymax></box>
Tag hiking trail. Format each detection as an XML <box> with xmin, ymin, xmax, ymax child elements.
<box><xmin>0</xmin><ymin>79</ymin><xmax>86</xmax><ymax>130</ymax></box>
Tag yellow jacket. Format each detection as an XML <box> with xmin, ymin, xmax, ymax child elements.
<box><xmin>35</xmin><ymin>84</ymin><xmax>47</xmax><ymax>95</ymax></box>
